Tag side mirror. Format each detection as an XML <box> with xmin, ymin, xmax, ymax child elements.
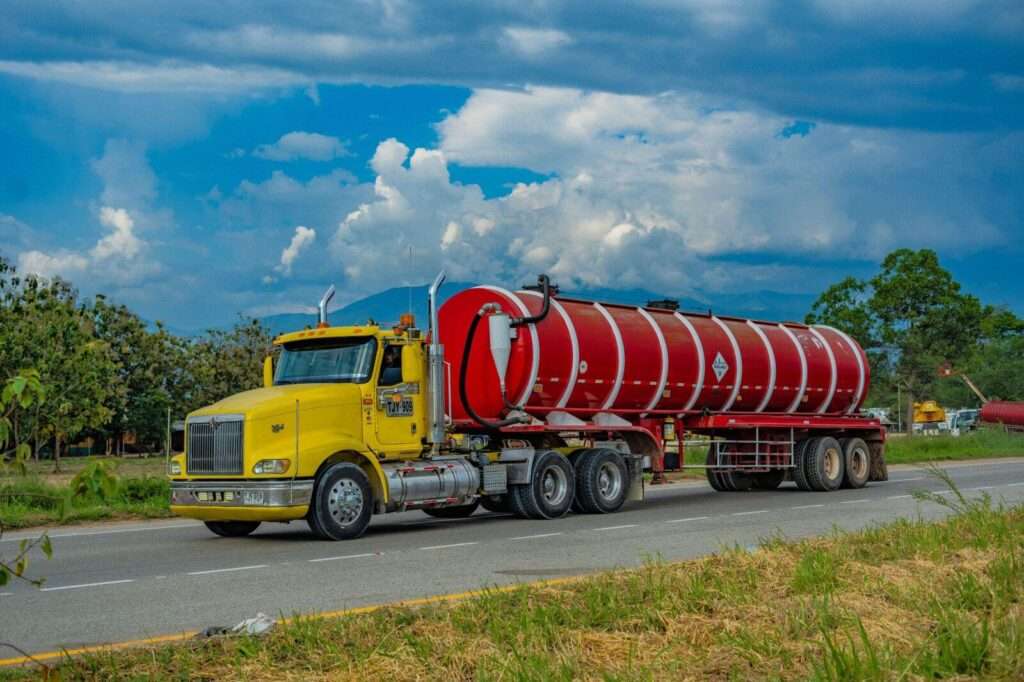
<box><xmin>401</xmin><ymin>345</ymin><xmax>423</xmax><ymax>384</ymax></box>
<box><xmin>263</xmin><ymin>356</ymin><xmax>274</xmax><ymax>388</ymax></box>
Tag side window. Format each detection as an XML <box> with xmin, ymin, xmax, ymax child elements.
<box><xmin>379</xmin><ymin>344</ymin><xmax>402</xmax><ymax>386</ymax></box>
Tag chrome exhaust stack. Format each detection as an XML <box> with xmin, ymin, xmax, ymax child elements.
<box><xmin>427</xmin><ymin>270</ymin><xmax>447</xmax><ymax>453</ymax></box>
<box><xmin>318</xmin><ymin>285</ymin><xmax>336</xmax><ymax>327</ymax></box>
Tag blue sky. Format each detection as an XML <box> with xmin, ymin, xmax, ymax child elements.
<box><xmin>0</xmin><ymin>1</ymin><xmax>1021</xmax><ymax>331</ymax></box>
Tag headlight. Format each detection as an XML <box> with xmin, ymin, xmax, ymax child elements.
<box><xmin>253</xmin><ymin>459</ymin><xmax>290</xmax><ymax>475</ymax></box>
<box><xmin>168</xmin><ymin>460</ymin><xmax>182</xmax><ymax>476</ymax></box>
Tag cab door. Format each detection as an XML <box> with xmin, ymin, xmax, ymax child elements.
<box><xmin>374</xmin><ymin>342</ymin><xmax>424</xmax><ymax>452</ymax></box>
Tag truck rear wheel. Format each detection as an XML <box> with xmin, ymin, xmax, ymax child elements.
<box><xmin>841</xmin><ymin>438</ymin><xmax>870</xmax><ymax>489</ymax></box>
<box><xmin>804</xmin><ymin>437</ymin><xmax>845</xmax><ymax>492</ymax></box>
<box><xmin>792</xmin><ymin>438</ymin><xmax>814</xmax><ymax>491</ymax></box>
<box><xmin>307</xmin><ymin>462</ymin><xmax>373</xmax><ymax>540</ymax></box>
<box><xmin>510</xmin><ymin>450</ymin><xmax>575</xmax><ymax>520</ymax></box>
<box><xmin>204</xmin><ymin>521</ymin><xmax>261</xmax><ymax>537</ymax></box>
<box><xmin>705</xmin><ymin>445</ymin><xmax>753</xmax><ymax>492</ymax></box>
<box><xmin>575</xmin><ymin>448</ymin><xmax>628</xmax><ymax>514</ymax></box>
<box><xmin>423</xmin><ymin>501</ymin><xmax>479</xmax><ymax>518</ymax></box>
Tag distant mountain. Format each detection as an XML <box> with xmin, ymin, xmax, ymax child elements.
<box><xmin>259</xmin><ymin>281</ymin><xmax>815</xmax><ymax>337</ymax></box>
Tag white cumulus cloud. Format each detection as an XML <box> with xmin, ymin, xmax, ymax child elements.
<box><xmin>274</xmin><ymin>225</ymin><xmax>317</xmax><ymax>277</ymax></box>
<box><xmin>253</xmin><ymin>131</ymin><xmax>349</xmax><ymax>162</ymax></box>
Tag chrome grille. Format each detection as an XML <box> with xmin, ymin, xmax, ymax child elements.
<box><xmin>187</xmin><ymin>415</ymin><xmax>244</xmax><ymax>474</ymax></box>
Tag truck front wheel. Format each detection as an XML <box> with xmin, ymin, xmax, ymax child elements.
<box><xmin>204</xmin><ymin>521</ymin><xmax>260</xmax><ymax>537</ymax></box>
<box><xmin>307</xmin><ymin>463</ymin><xmax>373</xmax><ymax>540</ymax></box>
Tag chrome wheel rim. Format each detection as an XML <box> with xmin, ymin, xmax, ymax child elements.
<box><xmin>597</xmin><ymin>461</ymin><xmax>623</xmax><ymax>501</ymax></box>
<box><xmin>540</xmin><ymin>464</ymin><xmax>569</xmax><ymax>507</ymax></box>
<box><xmin>824</xmin><ymin>448</ymin><xmax>841</xmax><ymax>480</ymax></box>
<box><xmin>328</xmin><ymin>478</ymin><xmax>364</xmax><ymax>526</ymax></box>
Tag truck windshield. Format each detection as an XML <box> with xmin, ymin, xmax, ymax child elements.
<box><xmin>275</xmin><ymin>337</ymin><xmax>377</xmax><ymax>385</ymax></box>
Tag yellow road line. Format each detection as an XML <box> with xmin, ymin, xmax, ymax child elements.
<box><xmin>0</xmin><ymin>575</ymin><xmax>582</xmax><ymax>668</ymax></box>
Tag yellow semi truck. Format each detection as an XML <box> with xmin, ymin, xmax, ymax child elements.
<box><xmin>169</xmin><ymin>272</ymin><xmax>885</xmax><ymax>540</ymax></box>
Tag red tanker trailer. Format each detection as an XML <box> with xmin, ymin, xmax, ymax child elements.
<box><xmin>981</xmin><ymin>401</ymin><xmax>1024</xmax><ymax>432</ymax></box>
<box><xmin>439</xmin><ymin>275</ymin><xmax>886</xmax><ymax>496</ymax></box>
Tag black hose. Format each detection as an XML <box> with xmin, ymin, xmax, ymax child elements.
<box><xmin>459</xmin><ymin>310</ymin><xmax>527</xmax><ymax>430</ymax></box>
<box><xmin>513</xmin><ymin>274</ymin><xmax>552</xmax><ymax>327</ymax></box>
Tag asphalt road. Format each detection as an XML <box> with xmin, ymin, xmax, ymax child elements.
<box><xmin>2</xmin><ymin>458</ymin><xmax>1023</xmax><ymax>660</ymax></box>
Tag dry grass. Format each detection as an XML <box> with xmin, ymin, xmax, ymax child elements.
<box><xmin>7</xmin><ymin>481</ymin><xmax>1021</xmax><ymax>681</ymax></box>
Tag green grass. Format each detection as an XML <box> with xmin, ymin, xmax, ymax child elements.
<box><xmin>5</xmin><ymin>473</ymin><xmax>1021</xmax><ymax>681</ymax></box>
<box><xmin>0</xmin><ymin>472</ymin><xmax>170</xmax><ymax>529</ymax></box>
<box><xmin>884</xmin><ymin>426</ymin><xmax>1024</xmax><ymax>464</ymax></box>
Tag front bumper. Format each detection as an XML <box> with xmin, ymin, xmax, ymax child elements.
<box><xmin>170</xmin><ymin>480</ymin><xmax>313</xmax><ymax>521</ymax></box>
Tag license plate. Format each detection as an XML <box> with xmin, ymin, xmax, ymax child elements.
<box><xmin>242</xmin><ymin>490</ymin><xmax>266</xmax><ymax>505</ymax></box>
<box><xmin>385</xmin><ymin>397</ymin><xmax>414</xmax><ymax>417</ymax></box>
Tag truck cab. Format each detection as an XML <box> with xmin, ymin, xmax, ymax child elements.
<box><xmin>168</xmin><ymin>321</ymin><xmax>433</xmax><ymax>539</ymax></box>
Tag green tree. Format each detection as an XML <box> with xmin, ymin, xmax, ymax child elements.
<box><xmin>807</xmin><ymin>249</ymin><xmax>985</xmax><ymax>434</ymax></box>
<box><xmin>0</xmin><ymin>264</ymin><xmax>116</xmax><ymax>469</ymax></box>
<box><xmin>89</xmin><ymin>296</ymin><xmax>179</xmax><ymax>452</ymax></box>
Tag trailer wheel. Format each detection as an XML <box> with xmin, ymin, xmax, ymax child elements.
<box><xmin>705</xmin><ymin>445</ymin><xmax>727</xmax><ymax>491</ymax></box>
<box><xmin>423</xmin><ymin>501</ymin><xmax>479</xmax><ymax>518</ymax></box>
<box><xmin>307</xmin><ymin>462</ymin><xmax>373</xmax><ymax>540</ymax></box>
<box><xmin>804</xmin><ymin>437</ymin><xmax>845</xmax><ymax>492</ymax></box>
<box><xmin>792</xmin><ymin>438</ymin><xmax>814</xmax><ymax>491</ymax></box>
<box><xmin>480</xmin><ymin>495</ymin><xmax>511</xmax><ymax>513</ymax></box>
<box><xmin>841</xmin><ymin>438</ymin><xmax>870</xmax><ymax>489</ymax></box>
<box><xmin>575</xmin><ymin>449</ymin><xmax>628</xmax><ymax>514</ymax></box>
<box><xmin>510</xmin><ymin>450</ymin><xmax>575</xmax><ymax>520</ymax></box>
<box><xmin>204</xmin><ymin>521</ymin><xmax>261</xmax><ymax>537</ymax></box>
<box><xmin>751</xmin><ymin>470</ymin><xmax>785</xmax><ymax>490</ymax></box>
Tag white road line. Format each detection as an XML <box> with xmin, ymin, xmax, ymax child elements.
<box><xmin>1007</xmin><ymin>482</ymin><xmax>1024</xmax><ymax>487</ymax></box>
<box><xmin>791</xmin><ymin>504</ymin><xmax>824</xmax><ymax>510</ymax></box>
<box><xmin>420</xmin><ymin>542</ymin><xmax>478</xmax><ymax>551</ymax></box>
<box><xmin>888</xmin><ymin>494</ymin><xmax>913</xmax><ymax>500</ymax></box>
<box><xmin>41</xmin><ymin>579</ymin><xmax>134</xmax><ymax>592</ymax></box>
<box><xmin>890</xmin><ymin>476</ymin><xmax>924</xmax><ymax>482</ymax></box>
<box><xmin>732</xmin><ymin>510</ymin><xmax>768</xmax><ymax>516</ymax></box>
<box><xmin>840</xmin><ymin>499</ymin><xmax>870</xmax><ymax>505</ymax></box>
<box><xmin>510</xmin><ymin>532</ymin><xmax>563</xmax><ymax>541</ymax></box>
<box><xmin>0</xmin><ymin>592</ymin><xmax>13</xmax><ymax>597</ymax></box>
<box><xmin>308</xmin><ymin>553</ymin><xmax>378</xmax><ymax>563</ymax></box>
<box><xmin>593</xmin><ymin>524</ymin><xmax>638</xmax><ymax>532</ymax></box>
<box><xmin>0</xmin><ymin>522</ymin><xmax>198</xmax><ymax>543</ymax></box>
<box><xmin>965</xmin><ymin>486</ymin><xmax>994</xmax><ymax>491</ymax></box>
<box><xmin>665</xmin><ymin>516</ymin><xmax>711</xmax><ymax>524</ymax></box>
<box><xmin>187</xmin><ymin>564</ymin><xmax>267</xmax><ymax>576</ymax></box>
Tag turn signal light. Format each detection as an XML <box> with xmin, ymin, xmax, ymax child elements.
<box><xmin>253</xmin><ymin>459</ymin><xmax>291</xmax><ymax>474</ymax></box>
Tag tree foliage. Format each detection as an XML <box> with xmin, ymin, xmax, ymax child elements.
<box><xmin>0</xmin><ymin>257</ymin><xmax>274</xmax><ymax>461</ymax></box>
<box><xmin>807</xmin><ymin>248</ymin><xmax>1024</xmax><ymax>427</ymax></box>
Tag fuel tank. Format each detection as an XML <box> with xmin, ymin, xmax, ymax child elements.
<box><xmin>980</xmin><ymin>401</ymin><xmax>1024</xmax><ymax>429</ymax></box>
<box><xmin>438</xmin><ymin>286</ymin><xmax>870</xmax><ymax>423</ymax></box>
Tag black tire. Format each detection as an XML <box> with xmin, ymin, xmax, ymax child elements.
<box><xmin>510</xmin><ymin>450</ymin><xmax>575</xmax><ymax>520</ymax></box>
<box><xmin>841</xmin><ymin>438</ymin><xmax>871</xmax><ymax>489</ymax></box>
<box><xmin>751</xmin><ymin>470</ymin><xmax>786</xmax><ymax>490</ymax></box>
<box><xmin>480</xmin><ymin>495</ymin><xmax>511</xmax><ymax>513</ymax></box>
<box><xmin>705</xmin><ymin>445</ymin><xmax>754</xmax><ymax>492</ymax></box>
<box><xmin>204</xmin><ymin>521</ymin><xmax>260</xmax><ymax>537</ymax></box>
<box><xmin>307</xmin><ymin>462</ymin><xmax>373</xmax><ymax>540</ymax></box>
<box><xmin>705</xmin><ymin>445</ymin><xmax>728</xmax><ymax>492</ymax></box>
<box><xmin>423</xmin><ymin>501</ymin><xmax>479</xmax><ymax>518</ymax></box>
<box><xmin>575</xmin><ymin>448</ymin><xmax>629</xmax><ymax>514</ymax></box>
<box><xmin>792</xmin><ymin>438</ymin><xmax>814</xmax><ymax>491</ymax></box>
<box><xmin>804</xmin><ymin>436</ymin><xmax>845</xmax><ymax>492</ymax></box>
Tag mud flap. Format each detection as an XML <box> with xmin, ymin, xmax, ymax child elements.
<box><xmin>868</xmin><ymin>441</ymin><xmax>889</xmax><ymax>482</ymax></box>
<box><xmin>627</xmin><ymin>454</ymin><xmax>645</xmax><ymax>502</ymax></box>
